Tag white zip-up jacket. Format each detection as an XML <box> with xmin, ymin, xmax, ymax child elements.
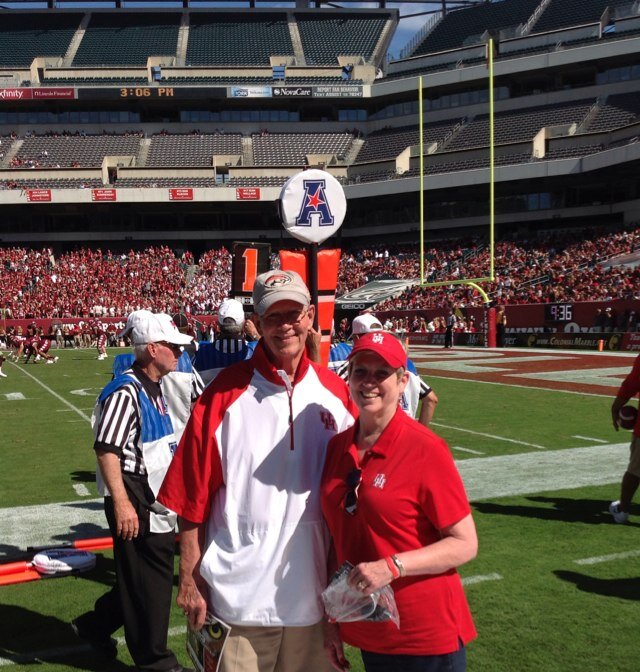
<box><xmin>159</xmin><ymin>341</ymin><xmax>356</xmax><ymax>626</ymax></box>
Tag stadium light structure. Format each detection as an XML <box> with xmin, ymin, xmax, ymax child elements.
<box><xmin>417</xmin><ymin>38</ymin><xmax>495</xmax><ymax>306</ymax></box>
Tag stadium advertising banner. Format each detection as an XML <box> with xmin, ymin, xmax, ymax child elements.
<box><xmin>91</xmin><ymin>189</ymin><xmax>117</xmax><ymax>202</ymax></box>
<box><xmin>26</xmin><ymin>189</ymin><xmax>52</xmax><ymax>202</ymax></box>
<box><xmin>236</xmin><ymin>188</ymin><xmax>261</xmax><ymax>200</ymax></box>
<box><xmin>336</xmin><ymin>279</ymin><xmax>419</xmax><ymax>310</ymax></box>
<box><xmin>313</xmin><ymin>85</ymin><xmax>363</xmax><ymax>98</ymax></box>
<box><xmin>0</xmin><ymin>87</ymin><xmax>75</xmax><ymax>100</ymax></box>
<box><xmin>229</xmin><ymin>86</ymin><xmax>272</xmax><ymax>98</ymax></box>
<box><xmin>169</xmin><ymin>188</ymin><xmax>193</xmax><ymax>201</ymax></box>
<box><xmin>272</xmin><ymin>87</ymin><xmax>313</xmax><ymax>98</ymax></box>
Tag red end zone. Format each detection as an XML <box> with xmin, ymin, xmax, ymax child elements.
<box><xmin>411</xmin><ymin>348</ymin><xmax>636</xmax><ymax>396</ymax></box>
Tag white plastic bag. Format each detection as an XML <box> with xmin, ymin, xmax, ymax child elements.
<box><xmin>321</xmin><ymin>561</ymin><xmax>400</xmax><ymax>629</ymax></box>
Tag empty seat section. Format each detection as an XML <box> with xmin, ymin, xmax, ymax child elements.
<box><xmin>446</xmin><ymin>100</ymin><xmax>594</xmax><ymax>150</ymax></box>
<box><xmin>186</xmin><ymin>13</ymin><xmax>293</xmax><ymax>65</ymax></box>
<box><xmin>227</xmin><ymin>175</ymin><xmax>290</xmax><ymax>187</ymax></box>
<box><xmin>14</xmin><ymin>134</ymin><xmax>142</xmax><ymax>168</ymax></box>
<box><xmin>0</xmin><ymin>178</ymin><xmax>103</xmax><ymax>189</ymax></box>
<box><xmin>73</xmin><ymin>13</ymin><xmax>181</xmax><ymax>66</ymax></box>
<box><xmin>252</xmin><ymin>132</ymin><xmax>354</xmax><ymax>166</ymax></box>
<box><xmin>296</xmin><ymin>13</ymin><xmax>389</xmax><ymax>65</ymax></box>
<box><xmin>146</xmin><ymin>134</ymin><xmax>243</xmax><ymax>167</ymax></box>
<box><xmin>0</xmin><ymin>12</ymin><xmax>82</xmax><ymax>67</ymax></box>
<box><xmin>412</xmin><ymin>0</ymin><xmax>540</xmax><ymax>56</ymax></box>
<box><xmin>587</xmin><ymin>93</ymin><xmax>640</xmax><ymax>132</ymax></box>
<box><xmin>114</xmin><ymin>177</ymin><xmax>217</xmax><ymax>188</ymax></box>
<box><xmin>357</xmin><ymin>121</ymin><xmax>459</xmax><ymax>163</ymax></box>
<box><xmin>533</xmin><ymin>0</ymin><xmax>631</xmax><ymax>33</ymax></box>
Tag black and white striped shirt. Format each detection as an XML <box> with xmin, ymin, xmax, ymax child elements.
<box><xmin>94</xmin><ymin>365</ymin><xmax>166</xmax><ymax>477</ymax></box>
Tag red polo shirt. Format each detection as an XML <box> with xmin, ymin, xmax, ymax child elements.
<box><xmin>321</xmin><ymin>408</ymin><xmax>476</xmax><ymax>655</ymax></box>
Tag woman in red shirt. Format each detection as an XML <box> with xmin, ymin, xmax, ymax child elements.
<box><xmin>321</xmin><ymin>332</ymin><xmax>477</xmax><ymax>672</ymax></box>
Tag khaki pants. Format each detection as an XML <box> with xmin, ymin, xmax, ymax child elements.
<box><xmin>219</xmin><ymin>620</ymin><xmax>332</xmax><ymax>672</ymax></box>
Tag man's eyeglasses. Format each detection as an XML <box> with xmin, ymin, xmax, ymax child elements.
<box><xmin>155</xmin><ymin>341</ymin><xmax>183</xmax><ymax>352</ymax></box>
<box><xmin>262</xmin><ymin>308</ymin><xmax>308</xmax><ymax>328</ymax></box>
<box><xmin>344</xmin><ymin>468</ymin><xmax>362</xmax><ymax>516</ymax></box>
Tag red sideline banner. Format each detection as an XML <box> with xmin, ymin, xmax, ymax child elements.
<box><xmin>236</xmin><ymin>187</ymin><xmax>261</xmax><ymax>200</ymax></box>
<box><xmin>26</xmin><ymin>189</ymin><xmax>51</xmax><ymax>202</ymax></box>
<box><xmin>91</xmin><ymin>189</ymin><xmax>117</xmax><ymax>202</ymax></box>
<box><xmin>169</xmin><ymin>188</ymin><xmax>193</xmax><ymax>201</ymax></box>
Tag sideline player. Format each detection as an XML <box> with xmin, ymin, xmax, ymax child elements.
<box><xmin>610</xmin><ymin>353</ymin><xmax>640</xmax><ymax>523</ymax></box>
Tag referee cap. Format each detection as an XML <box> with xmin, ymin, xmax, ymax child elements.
<box><xmin>218</xmin><ymin>298</ymin><xmax>245</xmax><ymax>326</ymax></box>
<box><xmin>119</xmin><ymin>310</ymin><xmax>193</xmax><ymax>346</ymax></box>
<box><xmin>350</xmin><ymin>313</ymin><xmax>383</xmax><ymax>338</ymax></box>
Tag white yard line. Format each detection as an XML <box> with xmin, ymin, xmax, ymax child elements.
<box><xmin>462</xmin><ymin>572</ymin><xmax>503</xmax><ymax>586</ymax></box>
<box><xmin>72</xmin><ymin>484</ymin><xmax>91</xmax><ymax>497</ymax></box>
<box><xmin>7</xmin><ymin>361</ymin><xmax>91</xmax><ymax>423</ymax></box>
<box><xmin>452</xmin><ymin>445</ymin><xmax>485</xmax><ymax>455</ymax></box>
<box><xmin>431</xmin><ymin>421</ymin><xmax>548</xmax><ymax>449</ymax></box>
<box><xmin>573</xmin><ymin>549</ymin><xmax>640</xmax><ymax>566</ymax></box>
<box><xmin>572</xmin><ymin>435</ymin><xmax>609</xmax><ymax>444</ymax></box>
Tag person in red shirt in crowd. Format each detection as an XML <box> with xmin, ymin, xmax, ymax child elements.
<box><xmin>610</xmin><ymin>354</ymin><xmax>640</xmax><ymax>523</ymax></box>
<box><xmin>321</xmin><ymin>332</ymin><xmax>477</xmax><ymax>672</ymax></box>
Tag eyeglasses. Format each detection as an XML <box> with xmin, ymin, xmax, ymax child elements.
<box><xmin>262</xmin><ymin>308</ymin><xmax>308</xmax><ymax>328</ymax></box>
<box><xmin>344</xmin><ymin>468</ymin><xmax>362</xmax><ymax>516</ymax></box>
<box><xmin>155</xmin><ymin>341</ymin><xmax>183</xmax><ymax>352</ymax></box>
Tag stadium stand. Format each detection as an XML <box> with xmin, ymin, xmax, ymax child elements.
<box><xmin>411</xmin><ymin>0</ymin><xmax>541</xmax><ymax>56</ymax></box>
<box><xmin>586</xmin><ymin>93</ymin><xmax>640</xmax><ymax>132</ymax></box>
<box><xmin>11</xmin><ymin>133</ymin><xmax>143</xmax><ymax>169</ymax></box>
<box><xmin>0</xmin><ymin>178</ymin><xmax>103</xmax><ymax>190</ymax></box>
<box><xmin>146</xmin><ymin>133</ymin><xmax>243</xmax><ymax>167</ymax></box>
<box><xmin>185</xmin><ymin>12</ymin><xmax>293</xmax><ymax>65</ymax></box>
<box><xmin>0</xmin><ymin>11</ymin><xmax>82</xmax><ymax>68</ymax></box>
<box><xmin>295</xmin><ymin>12</ymin><xmax>389</xmax><ymax>64</ymax></box>
<box><xmin>72</xmin><ymin>13</ymin><xmax>181</xmax><ymax>66</ymax></box>
<box><xmin>532</xmin><ymin>0</ymin><xmax>633</xmax><ymax>34</ymax></box>
<box><xmin>251</xmin><ymin>131</ymin><xmax>355</xmax><ymax>166</ymax></box>
<box><xmin>114</xmin><ymin>177</ymin><xmax>217</xmax><ymax>188</ymax></box>
<box><xmin>446</xmin><ymin>100</ymin><xmax>595</xmax><ymax>150</ymax></box>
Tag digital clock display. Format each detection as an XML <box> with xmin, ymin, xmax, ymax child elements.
<box><xmin>545</xmin><ymin>304</ymin><xmax>573</xmax><ymax>321</ymax></box>
<box><xmin>120</xmin><ymin>87</ymin><xmax>174</xmax><ymax>98</ymax></box>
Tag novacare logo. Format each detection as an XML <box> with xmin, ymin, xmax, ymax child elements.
<box><xmin>0</xmin><ymin>89</ymin><xmax>24</xmax><ymax>100</ymax></box>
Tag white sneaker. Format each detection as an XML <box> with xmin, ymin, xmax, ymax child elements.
<box><xmin>54</xmin><ymin>357</ymin><xmax>59</xmax><ymax>363</ymax></box>
<box><xmin>609</xmin><ymin>501</ymin><xmax>629</xmax><ymax>524</ymax></box>
<box><xmin>0</xmin><ymin>371</ymin><xmax>6</xmax><ymax>378</ymax></box>
<box><xmin>35</xmin><ymin>355</ymin><xmax>41</xmax><ymax>362</ymax></box>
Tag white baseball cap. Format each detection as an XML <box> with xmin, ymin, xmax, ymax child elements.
<box><xmin>218</xmin><ymin>298</ymin><xmax>245</xmax><ymax>326</ymax></box>
<box><xmin>351</xmin><ymin>313</ymin><xmax>383</xmax><ymax>337</ymax></box>
<box><xmin>119</xmin><ymin>310</ymin><xmax>193</xmax><ymax>346</ymax></box>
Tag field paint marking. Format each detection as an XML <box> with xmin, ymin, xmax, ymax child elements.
<box><xmin>56</xmin><ymin>408</ymin><xmax>94</xmax><ymax>412</ymax></box>
<box><xmin>462</xmin><ymin>572</ymin><xmax>503</xmax><ymax>586</ymax></box>
<box><xmin>419</xmin><ymin>356</ymin><xmax>564</xmax><ymax>374</ymax></box>
<box><xmin>573</xmin><ymin>549</ymin><xmax>640</xmax><ymax>566</ymax></box>
<box><xmin>572</xmin><ymin>435</ymin><xmax>609</xmax><ymax>444</ymax></box>
<box><xmin>2</xmin><ymin>442</ymin><xmax>630</xmax><ymax>551</ymax></box>
<box><xmin>431</xmin><ymin>421</ymin><xmax>547</xmax><ymax>450</ymax></box>
<box><xmin>423</xmin><ymin>373</ymin><xmax>615</xmax><ymax>398</ymax></box>
<box><xmin>458</xmin><ymin>442</ymin><xmax>629</xmax><ymax>502</ymax></box>
<box><xmin>509</xmin><ymin>367</ymin><xmax>628</xmax><ymax>387</ymax></box>
<box><xmin>8</xmin><ymin>362</ymin><xmax>91</xmax><ymax>423</ymax></box>
<box><xmin>72</xmin><ymin>484</ymin><xmax>91</xmax><ymax>497</ymax></box>
<box><xmin>452</xmin><ymin>445</ymin><xmax>485</xmax><ymax>455</ymax></box>
<box><xmin>0</xmin><ymin>625</ymin><xmax>188</xmax><ymax>667</ymax></box>
<box><xmin>2</xmin><ymin>392</ymin><xmax>26</xmax><ymax>401</ymax></box>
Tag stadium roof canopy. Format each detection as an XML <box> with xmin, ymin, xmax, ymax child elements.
<box><xmin>0</xmin><ymin>1</ymin><xmax>485</xmax><ymax>20</ymax></box>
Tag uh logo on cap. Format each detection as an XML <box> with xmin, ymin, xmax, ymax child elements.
<box><xmin>295</xmin><ymin>179</ymin><xmax>334</xmax><ymax>227</ymax></box>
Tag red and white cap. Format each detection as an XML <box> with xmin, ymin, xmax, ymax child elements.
<box><xmin>348</xmin><ymin>331</ymin><xmax>407</xmax><ymax>369</ymax></box>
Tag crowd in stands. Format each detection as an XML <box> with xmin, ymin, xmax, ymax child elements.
<box><xmin>1</xmin><ymin>225</ymin><xmax>639</xmax><ymax>320</ymax></box>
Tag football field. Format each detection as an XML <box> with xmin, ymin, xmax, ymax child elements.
<box><xmin>0</xmin><ymin>345</ymin><xmax>638</xmax><ymax>672</ymax></box>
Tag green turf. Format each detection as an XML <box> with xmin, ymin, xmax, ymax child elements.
<box><xmin>1</xmin><ymin>347</ymin><xmax>638</xmax><ymax>671</ymax></box>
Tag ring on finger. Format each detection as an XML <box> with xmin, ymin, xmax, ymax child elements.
<box><xmin>357</xmin><ymin>580</ymin><xmax>366</xmax><ymax>590</ymax></box>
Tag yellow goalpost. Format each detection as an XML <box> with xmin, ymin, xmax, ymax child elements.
<box><xmin>418</xmin><ymin>38</ymin><xmax>496</xmax><ymax>304</ymax></box>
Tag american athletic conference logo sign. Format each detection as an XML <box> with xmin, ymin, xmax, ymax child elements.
<box><xmin>295</xmin><ymin>179</ymin><xmax>334</xmax><ymax>228</ymax></box>
<box><xmin>278</xmin><ymin>169</ymin><xmax>347</xmax><ymax>244</ymax></box>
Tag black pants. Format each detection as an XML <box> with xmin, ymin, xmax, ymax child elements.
<box><xmin>444</xmin><ymin>326</ymin><xmax>453</xmax><ymax>348</ymax></box>
<box><xmin>361</xmin><ymin>646</ymin><xmax>466</xmax><ymax>672</ymax></box>
<box><xmin>75</xmin><ymin>497</ymin><xmax>178</xmax><ymax>671</ymax></box>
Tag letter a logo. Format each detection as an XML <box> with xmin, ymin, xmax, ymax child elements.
<box><xmin>295</xmin><ymin>179</ymin><xmax>334</xmax><ymax>228</ymax></box>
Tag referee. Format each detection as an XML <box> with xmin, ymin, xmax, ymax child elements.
<box><xmin>73</xmin><ymin>310</ymin><xmax>194</xmax><ymax>672</ymax></box>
